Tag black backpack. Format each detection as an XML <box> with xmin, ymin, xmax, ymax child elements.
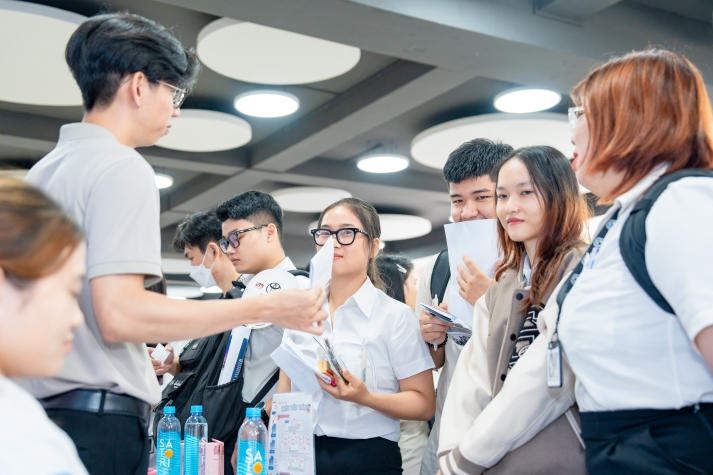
<box><xmin>619</xmin><ymin>168</ymin><xmax>713</xmax><ymax>314</ymax></box>
<box><xmin>151</xmin><ymin>268</ymin><xmax>308</xmax><ymax>473</ymax></box>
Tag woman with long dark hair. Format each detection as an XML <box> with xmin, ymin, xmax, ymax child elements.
<box><xmin>438</xmin><ymin>146</ymin><xmax>589</xmax><ymax>474</ymax></box>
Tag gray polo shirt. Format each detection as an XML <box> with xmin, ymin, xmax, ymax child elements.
<box><xmin>22</xmin><ymin>122</ymin><xmax>163</xmax><ymax>404</ymax></box>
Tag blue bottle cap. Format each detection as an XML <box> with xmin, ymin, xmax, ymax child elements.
<box><xmin>246</xmin><ymin>407</ymin><xmax>261</xmax><ymax>418</ymax></box>
<box><xmin>163</xmin><ymin>406</ymin><xmax>176</xmax><ymax>415</ymax></box>
<box><xmin>190</xmin><ymin>405</ymin><xmax>203</xmax><ymax>414</ymax></box>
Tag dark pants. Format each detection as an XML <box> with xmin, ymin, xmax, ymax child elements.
<box><xmin>315</xmin><ymin>435</ymin><xmax>402</xmax><ymax>475</ymax></box>
<box><xmin>581</xmin><ymin>403</ymin><xmax>713</xmax><ymax>475</ymax></box>
<box><xmin>47</xmin><ymin>408</ymin><xmax>149</xmax><ymax>475</ymax></box>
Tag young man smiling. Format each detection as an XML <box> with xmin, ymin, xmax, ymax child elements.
<box><xmin>419</xmin><ymin>138</ymin><xmax>513</xmax><ymax>475</ymax></box>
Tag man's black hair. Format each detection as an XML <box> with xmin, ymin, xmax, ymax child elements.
<box><xmin>172</xmin><ymin>211</ymin><xmax>222</xmax><ymax>253</ymax></box>
<box><xmin>442</xmin><ymin>138</ymin><xmax>514</xmax><ymax>184</ymax></box>
<box><xmin>66</xmin><ymin>12</ymin><xmax>200</xmax><ymax>110</ymax></box>
<box><xmin>215</xmin><ymin>191</ymin><xmax>283</xmax><ymax>236</ymax></box>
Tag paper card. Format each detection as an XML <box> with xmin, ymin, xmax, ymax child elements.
<box><xmin>444</xmin><ymin>219</ymin><xmax>500</xmax><ymax>328</ymax></box>
<box><xmin>150</xmin><ymin>343</ymin><xmax>170</xmax><ymax>364</ymax></box>
<box><xmin>309</xmin><ymin>235</ymin><xmax>333</xmax><ymax>290</ymax></box>
<box><xmin>267</xmin><ymin>392</ymin><xmax>316</xmax><ymax>475</ymax></box>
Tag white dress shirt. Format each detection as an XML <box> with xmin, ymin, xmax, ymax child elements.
<box><xmin>559</xmin><ymin>165</ymin><xmax>713</xmax><ymax>411</ymax></box>
<box><xmin>282</xmin><ymin>278</ymin><xmax>434</xmax><ymax>441</ymax></box>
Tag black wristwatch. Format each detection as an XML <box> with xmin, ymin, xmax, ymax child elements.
<box><xmin>430</xmin><ymin>333</ymin><xmax>448</xmax><ymax>350</ymax></box>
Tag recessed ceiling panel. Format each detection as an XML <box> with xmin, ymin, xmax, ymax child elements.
<box><xmin>0</xmin><ymin>1</ymin><xmax>84</xmax><ymax>106</ymax></box>
<box><xmin>411</xmin><ymin>113</ymin><xmax>573</xmax><ymax>170</ymax></box>
<box><xmin>197</xmin><ymin>18</ymin><xmax>361</xmax><ymax>85</ymax></box>
<box><xmin>156</xmin><ymin>109</ymin><xmax>252</xmax><ymax>152</ymax></box>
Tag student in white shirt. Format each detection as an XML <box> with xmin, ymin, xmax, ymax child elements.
<box><xmin>278</xmin><ymin>198</ymin><xmax>436</xmax><ymax>475</ymax></box>
<box><xmin>0</xmin><ymin>177</ymin><xmax>88</xmax><ymax>475</ymax></box>
<box><xmin>560</xmin><ymin>48</ymin><xmax>713</xmax><ymax>474</ymax></box>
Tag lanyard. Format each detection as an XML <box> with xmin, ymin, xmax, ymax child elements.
<box><xmin>547</xmin><ymin>207</ymin><xmax>620</xmax><ymax>387</ymax></box>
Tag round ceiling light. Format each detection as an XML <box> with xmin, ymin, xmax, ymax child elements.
<box><xmin>0</xmin><ymin>1</ymin><xmax>84</xmax><ymax>105</ymax></box>
<box><xmin>379</xmin><ymin>214</ymin><xmax>432</xmax><ymax>241</ymax></box>
<box><xmin>234</xmin><ymin>90</ymin><xmax>299</xmax><ymax>118</ymax></box>
<box><xmin>494</xmin><ymin>88</ymin><xmax>561</xmax><ymax>113</ymax></box>
<box><xmin>156</xmin><ymin>109</ymin><xmax>252</xmax><ymax>152</ymax></box>
<box><xmin>154</xmin><ymin>172</ymin><xmax>174</xmax><ymax>190</ymax></box>
<box><xmin>357</xmin><ymin>154</ymin><xmax>409</xmax><ymax>174</ymax></box>
<box><xmin>198</xmin><ymin>19</ymin><xmax>361</xmax><ymax>85</ymax></box>
<box><xmin>273</xmin><ymin>187</ymin><xmax>352</xmax><ymax>213</ymax></box>
<box><xmin>411</xmin><ymin>112</ymin><xmax>572</xmax><ymax>170</ymax></box>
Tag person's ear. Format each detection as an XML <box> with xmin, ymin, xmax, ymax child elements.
<box><xmin>127</xmin><ymin>71</ymin><xmax>147</xmax><ymax>107</ymax></box>
<box><xmin>265</xmin><ymin>223</ymin><xmax>278</xmax><ymax>242</ymax></box>
<box><xmin>370</xmin><ymin>238</ymin><xmax>381</xmax><ymax>258</ymax></box>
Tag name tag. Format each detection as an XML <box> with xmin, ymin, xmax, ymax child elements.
<box><xmin>547</xmin><ymin>340</ymin><xmax>562</xmax><ymax>388</ymax></box>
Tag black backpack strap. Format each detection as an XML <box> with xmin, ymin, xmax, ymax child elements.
<box><xmin>430</xmin><ymin>249</ymin><xmax>451</xmax><ymax>304</ymax></box>
<box><xmin>619</xmin><ymin>169</ymin><xmax>713</xmax><ymax>314</ymax></box>
<box><xmin>248</xmin><ymin>370</ymin><xmax>281</xmax><ymax>408</ymax></box>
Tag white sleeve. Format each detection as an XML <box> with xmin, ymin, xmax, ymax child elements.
<box><xmin>437</xmin><ymin>295</ymin><xmax>492</xmax><ymax>456</ymax></box>
<box><xmin>440</xmin><ymin>292</ymin><xmax>576</xmax><ymax>473</ymax></box>
<box><xmin>647</xmin><ymin>178</ymin><xmax>713</xmax><ymax>339</ymax></box>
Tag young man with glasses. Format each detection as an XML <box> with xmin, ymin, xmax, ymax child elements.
<box><xmin>23</xmin><ymin>13</ymin><xmax>325</xmax><ymax>475</ymax></box>
<box><xmin>419</xmin><ymin>138</ymin><xmax>513</xmax><ymax>475</ymax></box>
<box><xmin>216</xmin><ymin>190</ymin><xmax>311</xmax><ymax>473</ymax></box>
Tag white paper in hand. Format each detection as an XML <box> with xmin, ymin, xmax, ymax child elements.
<box><xmin>150</xmin><ymin>343</ymin><xmax>170</xmax><ymax>364</ymax></box>
<box><xmin>309</xmin><ymin>235</ymin><xmax>333</xmax><ymax>290</ymax></box>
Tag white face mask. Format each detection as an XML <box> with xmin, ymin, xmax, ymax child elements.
<box><xmin>189</xmin><ymin>250</ymin><xmax>217</xmax><ymax>288</ymax></box>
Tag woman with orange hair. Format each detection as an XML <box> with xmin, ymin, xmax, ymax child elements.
<box><xmin>558</xmin><ymin>48</ymin><xmax>713</xmax><ymax>473</ymax></box>
<box><xmin>0</xmin><ymin>177</ymin><xmax>87</xmax><ymax>474</ymax></box>
<box><xmin>438</xmin><ymin>146</ymin><xmax>589</xmax><ymax>474</ymax></box>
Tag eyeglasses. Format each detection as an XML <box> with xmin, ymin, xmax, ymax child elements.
<box><xmin>568</xmin><ymin>106</ymin><xmax>585</xmax><ymax>130</ymax></box>
<box><xmin>158</xmin><ymin>80</ymin><xmax>187</xmax><ymax>109</ymax></box>
<box><xmin>310</xmin><ymin>227</ymin><xmax>369</xmax><ymax>246</ymax></box>
<box><xmin>218</xmin><ymin>224</ymin><xmax>267</xmax><ymax>252</ymax></box>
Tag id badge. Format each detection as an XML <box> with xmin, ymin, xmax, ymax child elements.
<box><xmin>547</xmin><ymin>340</ymin><xmax>562</xmax><ymax>388</ymax></box>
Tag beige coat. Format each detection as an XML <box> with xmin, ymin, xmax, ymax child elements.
<box><xmin>438</xmin><ymin>248</ymin><xmax>587</xmax><ymax>475</ymax></box>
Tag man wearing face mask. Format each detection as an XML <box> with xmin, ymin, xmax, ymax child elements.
<box><xmin>148</xmin><ymin>211</ymin><xmax>240</xmax><ymax>378</ymax></box>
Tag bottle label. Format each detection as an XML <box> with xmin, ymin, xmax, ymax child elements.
<box><xmin>184</xmin><ymin>433</ymin><xmax>202</xmax><ymax>475</ymax></box>
<box><xmin>237</xmin><ymin>440</ymin><xmax>265</xmax><ymax>475</ymax></box>
<box><xmin>157</xmin><ymin>431</ymin><xmax>181</xmax><ymax>475</ymax></box>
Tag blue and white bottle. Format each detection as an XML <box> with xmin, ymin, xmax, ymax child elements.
<box><xmin>157</xmin><ymin>406</ymin><xmax>181</xmax><ymax>475</ymax></box>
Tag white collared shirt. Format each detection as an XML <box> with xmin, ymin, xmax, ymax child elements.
<box><xmin>282</xmin><ymin>278</ymin><xmax>434</xmax><ymax>441</ymax></box>
<box><xmin>559</xmin><ymin>165</ymin><xmax>713</xmax><ymax>411</ymax></box>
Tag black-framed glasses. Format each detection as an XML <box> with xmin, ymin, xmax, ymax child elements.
<box><xmin>568</xmin><ymin>106</ymin><xmax>584</xmax><ymax>130</ymax></box>
<box><xmin>218</xmin><ymin>224</ymin><xmax>267</xmax><ymax>252</ymax></box>
<box><xmin>158</xmin><ymin>80</ymin><xmax>187</xmax><ymax>109</ymax></box>
<box><xmin>310</xmin><ymin>227</ymin><xmax>369</xmax><ymax>246</ymax></box>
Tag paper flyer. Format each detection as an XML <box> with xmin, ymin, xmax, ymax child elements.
<box><xmin>267</xmin><ymin>392</ymin><xmax>315</xmax><ymax>475</ymax></box>
<box><xmin>443</xmin><ymin>219</ymin><xmax>499</xmax><ymax>329</ymax></box>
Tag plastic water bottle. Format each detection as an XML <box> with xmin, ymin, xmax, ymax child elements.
<box><xmin>157</xmin><ymin>406</ymin><xmax>181</xmax><ymax>475</ymax></box>
<box><xmin>237</xmin><ymin>407</ymin><xmax>268</xmax><ymax>475</ymax></box>
<box><xmin>184</xmin><ymin>405</ymin><xmax>208</xmax><ymax>475</ymax></box>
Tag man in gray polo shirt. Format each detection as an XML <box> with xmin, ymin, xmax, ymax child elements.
<box><xmin>23</xmin><ymin>12</ymin><xmax>325</xmax><ymax>475</ymax></box>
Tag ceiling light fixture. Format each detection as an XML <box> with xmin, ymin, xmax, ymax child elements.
<box><xmin>493</xmin><ymin>88</ymin><xmax>561</xmax><ymax>113</ymax></box>
<box><xmin>154</xmin><ymin>172</ymin><xmax>174</xmax><ymax>190</ymax></box>
<box><xmin>274</xmin><ymin>187</ymin><xmax>352</xmax><ymax>213</ymax></box>
<box><xmin>357</xmin><ymin>154</ymin><xmax>409</xmax><ymax>174</ymax></box>
<box><xmin>234</xmin><ymin>90</ymin><xmax>300</xmax><ymax>118</ymax></box>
